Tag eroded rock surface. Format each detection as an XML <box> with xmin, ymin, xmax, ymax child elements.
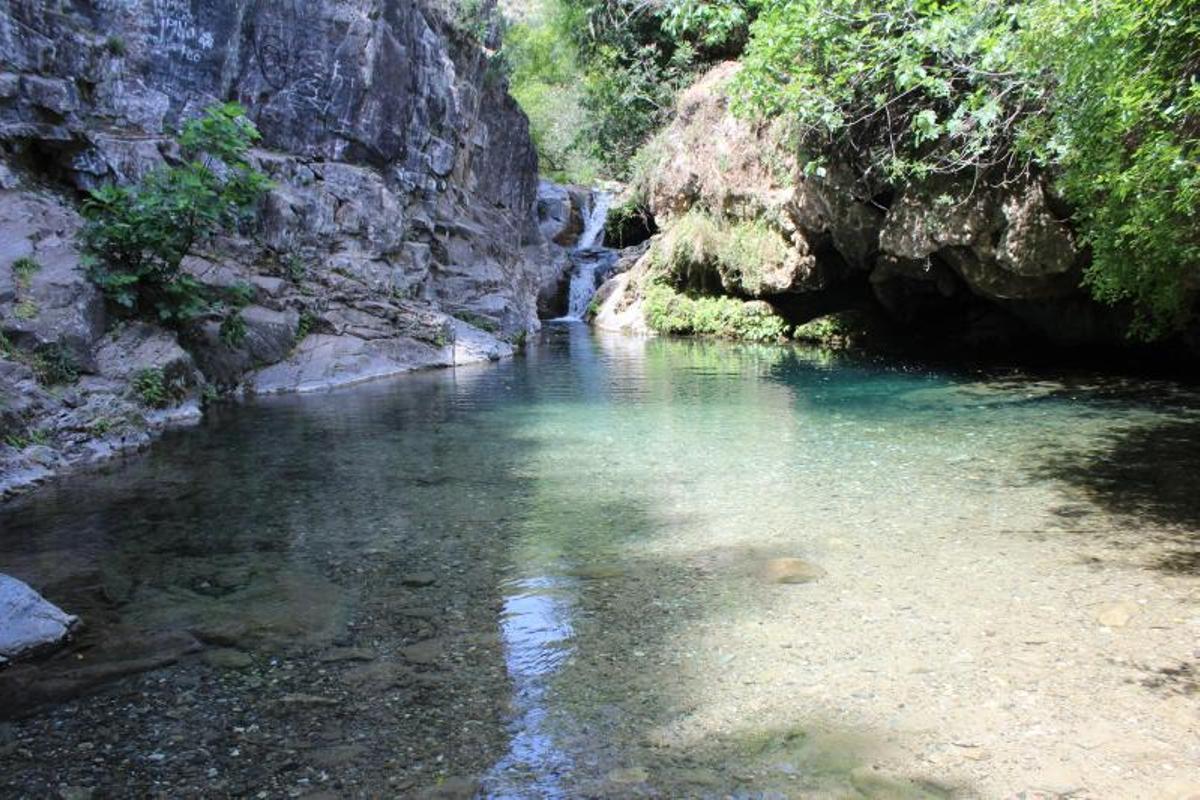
<box><xmin>0</xmin><ymin>0</ymin><xmax>555</xmax><ymax>497</ymax></box>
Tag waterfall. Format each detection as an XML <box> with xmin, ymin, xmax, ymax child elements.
<box><xmin>560</xmin><ymin>191</ymin><xmax>613</xmax><ymax>320</ymax></box>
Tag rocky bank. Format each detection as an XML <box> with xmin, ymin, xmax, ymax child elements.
<box><xmin>0</xmin><ymin>0</ymin><xmax>580</xmax><ymax>498</ymax></box>
<box><xmin>594</xmin><ymin>62</ymin><xmax>1192</xmax><ymax>359</ymax></box>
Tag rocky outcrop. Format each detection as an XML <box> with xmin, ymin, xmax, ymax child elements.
<box><xmin>0</xmin><ymin>0</ymin><xmax>554</xmax><ymax>497</ymax></box>
<box><xmin>0</xmin><ymin>574</ymin><xmax>77</xmax><ymax>662</ymax></box>
<box><xmin>606</xmin><ymin>61</ymin><xmax>1138</xmax><ymax>353</ymax></box>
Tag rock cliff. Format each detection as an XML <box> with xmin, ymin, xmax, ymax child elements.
<box><xmin>596</xmin><ymin>62</ymin><xmax>1149</xmax><ymax>354</ymax></box>
<box><xmin>0</xmin><ymin>0</ymin><xmax>554</xmax><ymax>497</ymax></box>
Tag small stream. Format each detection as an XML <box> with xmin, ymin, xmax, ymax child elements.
<box><xmin>3</xmin><ymin>326</ymin><xmax>1200</xmax><ymax>797</ymax></box>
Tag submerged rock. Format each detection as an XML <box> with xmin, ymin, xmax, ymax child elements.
<box><xmin>761</xmin><ymin>558</ymin><xmax>827</xmax><ymax>585</ymax></box>
<box><xmin>0</xmin><ymin>574</ymin><xmax>78</xmax><ymax>661</ymax></box>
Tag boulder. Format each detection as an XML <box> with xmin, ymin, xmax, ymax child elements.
<box><xmin>0</xmin><ymin>574</ymin><xmax>78</xmax><ymax>662</ymax></box>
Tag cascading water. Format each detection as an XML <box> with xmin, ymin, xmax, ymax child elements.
<box><xmin>560</xmin><ymin>191</ymin><xmax>614</xmax><ymax>321</ymax></box>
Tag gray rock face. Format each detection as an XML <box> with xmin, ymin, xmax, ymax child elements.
<box><xmin>0</xmin><ymin>192</ymin><xmax>105</xmax><ymax>370</ymax></box>
<box><xmin>0</xmin><ymin>574</ymin><xmax>78</xmax><ymax>661</ymax></box>
<box><xmin>1</xmin><ymin>0</ymin><xmax>542</xmax><ymax>334</ymax></box>
<box><xmin>0</xmin><ymin>0</ymin><xmax>553</xmax><ymax>498</ymax></box>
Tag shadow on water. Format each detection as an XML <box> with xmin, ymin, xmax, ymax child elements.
<box><xmin>1032</xmin><ymin>416</ymin><xmax>1200</xmax><ymax>574</ymax></box>
<box><xmin>0</xmin><ymin>359</ymin><xmax>557</xmax><ymax>795</ymax></box>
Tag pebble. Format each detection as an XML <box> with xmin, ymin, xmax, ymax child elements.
<box><xmin>1096</xmin><ymin>601</ymin><xmax>1138</xmax><ymax>628</ymax></box>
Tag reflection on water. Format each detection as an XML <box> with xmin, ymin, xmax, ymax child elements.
<box><xmin>483</xmin><ymin>576</ymin><xmax>576</xmax><ymax>798</ymax></box>
<box><xmin>2</xmin><ymin>324</ymin><xmax>1200</xmax><ymax>797</ymax></box>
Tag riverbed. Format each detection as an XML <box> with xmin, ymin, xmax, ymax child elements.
<box><xmin>2</xmin><ymin>324</ymin><xmax>1198</xmax><ymax>798</ymax></box>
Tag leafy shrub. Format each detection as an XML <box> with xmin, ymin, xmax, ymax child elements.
<box><xmin>1021</xmin><ymin>0</ymin><xmax>1200</xmax><ymax>338</ymax></box>
<box><xmin>80</xmin><ymin>103</ymin><xmax>270</xmax><ymax>327</ymax></box>
<box><xmin>219</xmin><ymin>313</ymin><xmax>248</xmax><ymax>347</ymax></box>
<box><xmin>132</xmin><ymin>367</ymin><xmax>183</xmax><ymax>408</ymax></box>
<box><xmin>504</xmin><ymin>0</ymin><xmax>604</xmax><ymax>183</ymax></box>
<box><xmin>733</xmin><ymin>0</ymin><xmax>1200</xmax><ymax>337</ymax></box>
<box><xmin>32</xmin><ymin>343</ymin><xmax>80</xmax><ymax>386</ymax></box>
<box><xmin>507</xmin><ymin>0</ymin><xmax>760</xmax><ymax>179</ymax></box>
<box><xmin>296</xmin><ymin>311</ymin><xmax>316</xmax><ymax>340</ymax></box>
<box><xmin>641</xmin><ymin>280</ymin><xmax>788</xmax><ymax>342</ymax></box>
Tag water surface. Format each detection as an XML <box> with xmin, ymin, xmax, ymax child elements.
<box><xmin>3</xmin><ymin>325</ymin><xmax>1199</xmax><ymax>798</ymax></box>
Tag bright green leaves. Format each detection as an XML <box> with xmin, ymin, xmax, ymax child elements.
<box><xmin>81</xmin><ymin>104</ymin><xmax>270</xmax><ymax>328</ymax></box>
<box><xmin>1022</xmin><ymin>0</ymin><xmax>1200</xmax><ymax>338</ymax></box>
<box><xmin>733</xmin><ymin>0</ymin><xmax>1200</xmax><ymax>338</ymax></box>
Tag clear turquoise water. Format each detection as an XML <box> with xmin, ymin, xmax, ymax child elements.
<box><xmin>2</xmin><ymin>324</ymin><xmax>1198</xmax><ymax>797</ymax></box>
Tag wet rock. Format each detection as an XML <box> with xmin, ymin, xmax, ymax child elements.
<box><xmin>0</xmin><ymin>574</ymin><xmax>78</xmax><ymax>660</ymax></box>
<box><xmin>761</xmin><ymin>558</ymin><xmax>827</xmax><ymax>585</ymax></box>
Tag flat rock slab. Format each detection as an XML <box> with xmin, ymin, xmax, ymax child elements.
<box><xmin>0</xmin><ymin>574</ymin><xmax>78</xmax><ymax>660</ymax></box>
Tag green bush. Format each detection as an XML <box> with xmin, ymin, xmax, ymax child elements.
<box><xmin>132</xmin><ymin>367</ymin><xmax>177</xmax><ymax>408</ymax></box>
<box><xmin>642</xmin><ymin>280</ymin><xmax>788</xmax><ymax>342</ymax></box>
<box><xmin>504</xmin><ymin>0</ymin><xmax>604</xmax><ymax>183</ymax></box>
<box><xmin>733</xmin><ymin>0</ymin><xmax>1200</xmax><ymax>338</ymax></box>
<box><xmin>505</xmin><ymin>0</ymin><xmax>760</xmax><ymax>179</ymax></box>
<box><xmin>80</xmin><ymin>103</ymin><xmax>270</xmax><ymax>327</ymax></box>
<box><xmin>31</xmin><ymin>343</ymin><xmax>80</xmax><ymax>386</ymax></box>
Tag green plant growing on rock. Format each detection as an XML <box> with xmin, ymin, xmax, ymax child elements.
<box><xmin>31</xmin><ymin>343</ymin><xmax>79</xmax><ymax>386</ymax></box>
<box><xmin>296</xmin><ymin>310</ymin><xmax>317</xmax><ymax>341</ymax></box>
<box><xmin>792</xmin><ymin>311</ymin><xmax>868</xmax><ymax>348</ymax></box>
<box><xmin>652</xmin><ymin>210</ymin><xmax>790</xmax><ymax>296</ymax></box>
<box><xmin>14</xmin><ymin>300</ymin><xmax>38</xmax><ymax>320</ymax></box>
<box><xmin>80</xmin><ymin>103</ymin><xmax>270</xmax><ymax>328</ymax></box>
<box><xmin>285</xmin><ymin>253</ymin><xmax>307</xmax><ymax>283</ymax></box>
<box><xmin>641</xmin><ymin>280</ymin><xmax>788</xmax><ymax>342</ymax></box>
<box><xmin>132</xmin><ymin>367</ymin><xmax>174</xmax><ymax>408</ymax></box>
<box><xmin>732</xmin><ymin>0</ymin><xmax>1200</xmax><ymax>338</ymax></box>
<box><xmin>11</xmin><ymin>256</ymin><xmax>40</xmax><ymax>288</ymax></box>
<box><xmin>219</xmin><ymin>313</ymin><xmax>248</xmax><ymax>347</ymax></box>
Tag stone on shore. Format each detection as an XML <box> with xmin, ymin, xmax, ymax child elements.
<box><xmin>0</xmin><ymin>574</ymin><xmax>78</xmax><ymax>661</ymax></box>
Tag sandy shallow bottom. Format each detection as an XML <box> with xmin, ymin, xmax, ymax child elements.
<box><xmin>2</xmin><ymin>326</ymin><xmax>1198</xmax><ymax>798</ymax></box>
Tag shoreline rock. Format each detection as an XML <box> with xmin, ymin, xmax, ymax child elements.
<box><xmin>0</xmin><ymin>574</ymin><xmax>78</xmax><ymax>663</ymax></box>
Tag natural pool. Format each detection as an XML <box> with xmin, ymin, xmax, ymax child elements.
<box><xmin>2</xmin><ymin>324</ymin><xmax>1199</xmax><ymax>798</ymax></box>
